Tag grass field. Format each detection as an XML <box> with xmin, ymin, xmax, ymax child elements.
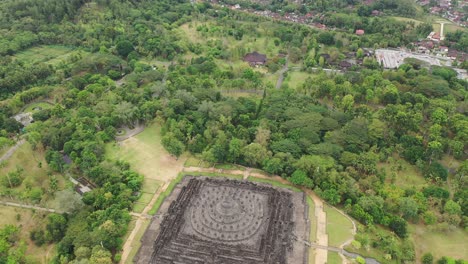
<box><xmin>14</xmin><ymin>45</ymin><xmax>74</xmax><ymax>65</ymax></box>
<box><xmin>324</xmin><ymin>204</ymin><xmax>354</xmax><ymax>247</ymax></box>
<box><xmin>391</xmin><ymin>16</ymin><xmax>423</xmax><ymax>25</ymax></box>
<box><xmin>184</xmin><ymin>156</ymin><xmax>213</xmax><ymax>168</ymax></box>
<box><xmin>23</xmin><ymin>102</ymin><xmax>54</xmax><ymax>113</ymax></box>
<box><xmin>410</xmin><ymin>224</ymin><xmax>468</xmax><ymax>260</ymax></box>
<box><xmin>0</xmin><ymin>205</ymin><xmax>55</xmax><ymax>263</ymax></box>
<box><xmin>283</xmin><ymin>71</ymin><xmax>313</xmax><ymax>90</ymax></box>
<box><xmin>307</xmin><ymin>196</ymin><xmax>317</xmax><ymax>243</ymax></box>
<box><xmin>105</xmin><ymin>122</ymin><xmax>185</xmax><ymax>182</ymax></box>
<box><xmin>378</xmin><ymin>156</ymin><xmax>427</xmax><ymax>189</ymax></box>
<box><xmin>327</xmin><ymin>252</ymin><xmax>342</xmax><ymax>264</ymax></box>
<box><xmin>0</xmin><ymin>142</ymin><xmax>66</xmax><ymax>206</ymax></box>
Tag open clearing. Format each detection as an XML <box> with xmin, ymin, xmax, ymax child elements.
<box><xmin>284</xmin><ymin>71</ymin><xmax>313</xmax><ymax>89</ymax></box>
<box><xmin>105</xmin><ymin>122</ymin><xmax>185</xmax><ymax>182</ymax></box>
<box><xmin>378</xmin><ymin>157</ymin><xmax>427</xmax><ymax>189</ymax></box>
<box><xmin>14</xmin><ymin>45</ymin><xmax>74</xmax><ymax>65</ymax></box>
<box><xmin>23</xmin><ymin>101</ymin><xmax>54</xmax><ymax>113</ymax></box>
<box><xmin>410</xmin><ymin>224</ymin><xmax>468</xmax><ymax>260</ymax></box>
<box><xmin>324</xmin><ymin>204</ymin><xmax>354</xmax><ymax>247</ymax></box>
<box><xmin>0</xmin><ymin>205</ymin><xmax>55</xmax><ymax>263</ymax></box>
<box><xmin>0</xmin><ymin>142</ymin><xmax>66</xmax><ymax>206</ymax></box>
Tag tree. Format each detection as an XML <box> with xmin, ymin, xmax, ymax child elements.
<box><xmin>317</xmin><ymin>32</ymin><xmax>334</xmax><ymax>45</ymax></box>
<box><xmin>228</xmin><ymin>138</ymin><xmax>244</xmax><ymax>163</ymax></box>
<box><xmin>242</xmin><ymin>143</ymin><xmax>270</xmax><ymax>167</ymax></box>
<box><xmin>46</xmin><ymin>214</ymin><xmax>67</xmax><ymax>242</ymax></box>
<box><xmin>288</xmin><ymin>170</ymin><xmax>313</xmax><ymax>188</ymax></box>
<box><xmin>444</xmin><ymin>200</ymin><xmax>461</xmax><ymax>215</ymax></box>
<box><xmin>389</xmin><ymin>216</ymin><xmax>407</xmax><ymax>238</ymax></box>
<box><xmin>399</xmin><ymin>197</ymin><xmax>419</xmax><ymax>220</ymax></box>
<box><xmin>89</xmin><ymin>246</ymin><xmax>112</xmax><ymax>264</ymax></box>
<box><xmin>341</xmin><ymin>94</ymin><xmax>354</xmax><ymax>112</ymax></box>
<box><xmin>162</xmin><ymin>133</ymin><xmax>185</xmax><ymax>159</ymax></box>
<box><xmin>116</xmin><ymin>40</ymin><xmax>134</xmax><ymax>58</ymax></box>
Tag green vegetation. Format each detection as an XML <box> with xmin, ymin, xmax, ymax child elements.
<box><xmin>247</xmin><ymin>176</ymin><xmax>302</xmax><ymax>192</ymax></box>
<box><xmin>410</xmin><ymin>224</ymin><xmax>468</xmax><ymax>260</ymax></box>
<box><xmin>307</xmin><ymin>196</ymin><xmax>317</xmax><ymax>243</ymax></box>
<box><xmin>23</xmin><ymin>102</ymin><xmax>54</xmax><ymax>113</ymax></box>
<box><xmin>0</xmin><ymin>0</ymin><xmax>466</xmax><ymax>262</ymax></box>
<box><xmin>324</xmin><ymin>204</ymin><xmax>354</xmax><ymax>247</ymax></box>
<box><xmin>125</xmin><ymin>219</ymin><xmax>150</xmax><ymax>264</ymax></box>
<box><xmin>148</xmin><ymin>173</ymin><xmax>185</xmax><ymax>215</ymax></box>
<box><xmin>14</xmin><ymin>46</ymin><xmax>74</xmax><ymax>65</ymax></box>
<box><xmin>0</xmin><ymin>142</ymin><xmax>66</xmax><ymax>206</ymax></box>
<box><xmin>0</xmin><ymin>205</ymin><xmax>55</xmax><ymax>263</ymax></box>
<box><xmin>327</xmin><ymin>252</ymin><xmax>342</xmax><ymax>264</ymax></box>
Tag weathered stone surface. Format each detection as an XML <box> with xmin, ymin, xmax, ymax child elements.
<box><xmin>136</xmin><ymin>176</ymin><xmax>309</xmax><ymax>264</ymax></box>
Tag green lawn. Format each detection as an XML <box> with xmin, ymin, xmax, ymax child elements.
<box><xmin>410</xmin><ymin>224</ymin><xmax>468</xmax><ymax>260</ymax></box>
<box><xmin>283</xmin><ymin>71</ymin><xmax>313</xmax><ymax>90</ymax></box>
<box><xmin>214</xmin><ymin>163</ymin><xmax>246</xmax><ymax>170</ymax></box>
<box><xmin>307</xmin><ymin>196</ymin><xmax>317</xmax><ymax>243</ymax></box>
<box><xmin>390</xmin><ymin>16</ymin><xmax>423</xmax><ymax>25</ymax></box>
<box><xmin>327</xmin><ymin>252</ymin><xmax>342</xmax><ymax>264</ymax></box>
<box><xmin>324</xmin><ymin>204</ymin><xmax>354</xmax><ymax>247</ymax></box>
<box><xmin>105</xmin><ymin>122</ymin><xmax>185</xmax><ymax>182</ymax></box>
<box><xmin>14</xmin><ymin>45</ymin><xmax>74</xmax><ymax>65</ymax></box>
<box><xmin>23</xmin><ymin>102</ymin><xmax>54</xmax><ymax>113</ymax></box>
<box><xmin>184</xmin><ymin>156</ymin><xmax>212</xmax><ymax>168</ymax></box>
<box><xmin>378</xmin><ymin>156</ymin><xmax>427</xmax><ymax>189</ymax></box>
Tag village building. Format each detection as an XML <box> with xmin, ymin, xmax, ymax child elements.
<box><xmin>244</xmin><ymin>51</ymin><xmax>267</xmax><ymax>66</ymax></box>
<box><xmin>427</xmin><ymin>32</ymin><xmax>441</xmax><ymax>42</ymax></box>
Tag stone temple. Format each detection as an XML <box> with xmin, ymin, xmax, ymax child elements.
<box><xmin>135</xmin><ymin>176</ymin><xmax>310</xmax><ymax>264</ymax></box>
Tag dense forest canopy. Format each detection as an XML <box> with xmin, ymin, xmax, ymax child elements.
<box><xmin>0</xmin><ymin>0</ymin><xmax>466</xmax><ymax>263</ymax></box>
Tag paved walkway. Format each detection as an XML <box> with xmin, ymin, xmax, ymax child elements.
<box><xmin>0</xmin><ymin>139</ymin><xmax>25</xmax><ymax>163</ymax></box>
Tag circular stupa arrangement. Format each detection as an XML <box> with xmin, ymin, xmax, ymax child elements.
<box><xmin>136</xmin><ymin>176</ymin><xmax>310</xmax><ymax>264</ymax></box>
<box><xmin>190</xmin><ymin>185</ymin><xmax>266</xmax><ymax>242</ymax></box>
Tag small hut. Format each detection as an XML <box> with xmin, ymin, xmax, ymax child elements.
<box><xmin>244</xmin><ymin>51</ymin><xmax>267</xmax><ymax>66</ymax></box>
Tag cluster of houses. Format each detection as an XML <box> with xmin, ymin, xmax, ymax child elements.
<box><xmin>243</xmin><ymin>49</ymin><xmax>374</xmax><ymax>71</ymax></box>
<box><xmin>418</xmin><ymin>0</ymin><xmax>467</xmax><ymax>27</ymax></box>
<box><xmin>414</xmin><ymin>37</ymin><xmax>467</xmax><ymax>62</ymax></box>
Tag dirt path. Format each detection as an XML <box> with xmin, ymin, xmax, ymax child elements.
<box><xmin>120</xmin><ymin>181</ymin><xmax>170</xmax><ymax>264</ymax></box>
<box><xmin>0</xmin><ymin>200</ymin><xmax>62</xmax><ymax>213</ymax></box>
<box><xmin>276</xmin><ymin>56</ymin><xmax>289</xmax><ymax>89</ymax></box>
<box><xmin>0</xmin><ymin>139</ymin><xmax>25</xmax><ymax>163</ymax></box>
